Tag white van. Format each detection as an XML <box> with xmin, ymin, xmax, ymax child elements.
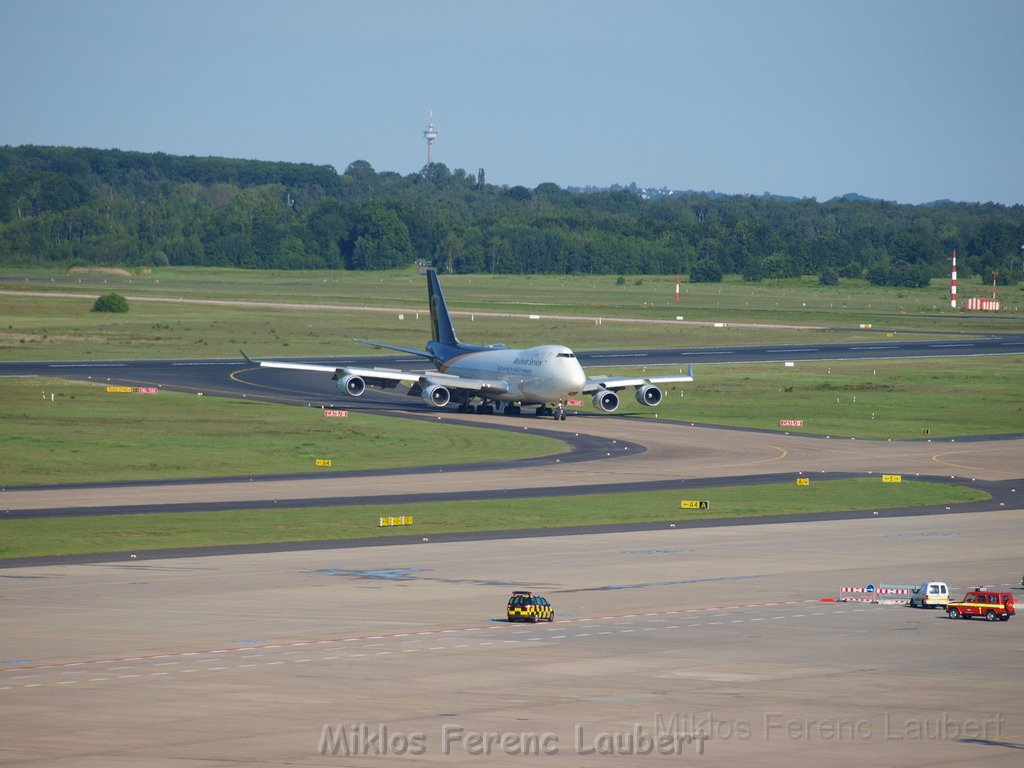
<box><xmin>909</xmin><ymin>581</ymin><xmax>949</xmax><ymax>608</ymax></box>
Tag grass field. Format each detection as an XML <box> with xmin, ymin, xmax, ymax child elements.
<box><xmin>5</xmin><ymin>264</ymin><xmax>1022</xmax><ymax>322</ymax></box>
<box><xmin>0</xmin><ymin>478</ymin><xmax>989</xmax><ymax>559</ymax></box>
<box><xmin>0</xmin><ymin>288</ymin><xmax>931</xmax><ymax>361</ymax></box>
<box><xmin>597</xmin><ymin>356</ymin><xmax>1024</xmax><ymax>438</ymax></box>
<box><xmin>1</xmin><ymin>266</ymin><xmax>1022</xmax><ymax>362</ymax></box>
<box><xmin>0</xmin><ymin>378</ymin><xmax>562</xmax><ymax>486</ymax></box>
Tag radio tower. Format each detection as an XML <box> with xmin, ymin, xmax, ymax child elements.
<box><xmin>423</xmin><ymin>112</ymin><xmax>438</xmax><ymax>165</ymax></box>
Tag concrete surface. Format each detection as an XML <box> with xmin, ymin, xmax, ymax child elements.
<box><xmin>2</xmin><ymin>507</ymin><xmax>1022</xmax><ymax>766</ymax></box>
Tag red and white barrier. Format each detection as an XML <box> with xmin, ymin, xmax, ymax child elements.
<box><xmin>838</xmin><ymin>584</ymin><xmax>914</xmax><ymax>603</ymax></box>
<box><xmin>965</xmin><ymin>297</ymin><xmax>1000</xmax><ymax>311</ymax></box>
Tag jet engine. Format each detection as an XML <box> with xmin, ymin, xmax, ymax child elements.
<box><xmin>592</xmin><ymin>389</ymin><xmax>619</xmax><ymax>412</ymax></box>
<box><xmin>635</xmin><ymin>384</ymin><xmax>663</xmax><ymax>407</ymax></box>
<box><xmin>338</xmin><ymin>374</ymin><xmax>365</xmax><ymax>397</ymax></box>
<box><xmin>422</xmin><ymin>384</ymin><xmax>451</xmax><ymax>408</ymax></box>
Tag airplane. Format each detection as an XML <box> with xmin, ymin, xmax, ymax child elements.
<box><xmin>244</xmin><ymin>269</ymin><xmax>693</xmax><ymax>420</ymax></box>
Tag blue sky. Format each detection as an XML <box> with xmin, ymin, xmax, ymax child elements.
<box><xmin>3</xmin><ymin>1</ymin><xmax>1022</xmax><ymax>204</ymax></box>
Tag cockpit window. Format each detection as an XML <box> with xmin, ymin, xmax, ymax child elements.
<box><xmin>556</xmin><ymin>352</ymin><xmax>576</xmax><ymax>358</ymax></box>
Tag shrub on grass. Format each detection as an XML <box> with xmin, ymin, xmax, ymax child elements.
<box><xmin>93</xmin><ymin>293</ymin><xmax>130</xmax><ymax>313</ymax></box>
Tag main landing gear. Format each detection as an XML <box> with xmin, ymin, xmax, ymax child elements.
<box><xmin>458</xmin><ymin>400</ymin><xmax>498</xmax><ymax>415</ymax></box>
<box><xmin>460</xmin><ymin>400</ymin><xmax>566</xmax><ymax>420</ymax></box>
<box><xmin>534</xmin><ymin>405</ymin><xmax>567</xmax><ymax>421</ymax></box>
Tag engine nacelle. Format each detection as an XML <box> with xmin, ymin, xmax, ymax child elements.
<box><xmin>422</xmin><ymin>384</ymin><xmax>451</xmax><ymax>408</ymax></box>
<box><xmin>338</xmin><ymin>374</ymin><xmax>365</xmax><ymax>397</ymax></box>
<box><xmin>592</xmin><ymin>389</ymin><xmax>619</xmax><ymax>412</ymax></box>
<box><xmin>635</xmin><ymin>383</ymin><xmax>663</xmax><ymax>407</ymax></box>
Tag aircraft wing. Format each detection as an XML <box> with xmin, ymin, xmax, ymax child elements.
<box><xmin>418</xmin><ymin>372</ymin><xmax>510</xmax><ymax>395</ymax></box>
<box><xmin>241</xmin><ymin>351</ymin><xmax>508</xmax><ymax>397</ymax></box>
<box><xmin>245</xmin><ymin>356</ymin><xmax>422</xmax><ymax>387</ymax></box>
<box><xmin>582</xmin><ymin>365</ymin><xmax>693</xmax><ymax>393</ymax></box>
<box><xmin>332</xmin><ymin>367</ymin><xmax>509</xmax><ymax>396</ymax></box>
<box><xmin>241</xmin><ymin>351</ymin><xmax>412</xmax><ymax>382</ymax></box>
<box><xmin>249</xmin><ymin>360</ymin><xmax>340</xmax><ymax>373</ymax></box>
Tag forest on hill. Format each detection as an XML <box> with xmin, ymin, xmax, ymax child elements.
<box><xmin>1</xmin><ymin>145</ymin><xmax>1022</xmax><ymax>286</ymax></box>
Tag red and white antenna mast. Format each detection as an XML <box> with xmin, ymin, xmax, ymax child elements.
<box><xmin>950</xmin><ymin>249</ymin><xmax>957</xmax><ymax>309</ymax></box>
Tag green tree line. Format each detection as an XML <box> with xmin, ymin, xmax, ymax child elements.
<box><xmin>1</xmin><ymin>145</ymin><xmax>1022</xmax><ymax>285</ymax></box>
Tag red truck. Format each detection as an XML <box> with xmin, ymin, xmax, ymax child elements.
<box><xmin>946</xmin><ymin>589</ymin><xmax>1015</xmax><ymax>622</ymax></box>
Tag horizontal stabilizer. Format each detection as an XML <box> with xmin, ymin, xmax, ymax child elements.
<box><xmin>353</xmin><ymin>338</ymin><xmax>433</xmax><ymax>358</ymax></box>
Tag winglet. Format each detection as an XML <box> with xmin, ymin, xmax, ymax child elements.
<box><xmin>240</xmin><ymin>349</ymin><xmax>257</xmax><ymax>365</ymax></box>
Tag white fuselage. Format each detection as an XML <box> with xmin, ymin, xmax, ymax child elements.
<box><xmin>440</xmin><ymin>344</ymin><xmax>586</xmax><ymax>404</ymax></box>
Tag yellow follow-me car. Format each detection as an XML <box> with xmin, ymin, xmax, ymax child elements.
<box><xmin>506</xmin><ymin>591</ymin><xmax>554</xmax><ymax>622</ymax></box>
